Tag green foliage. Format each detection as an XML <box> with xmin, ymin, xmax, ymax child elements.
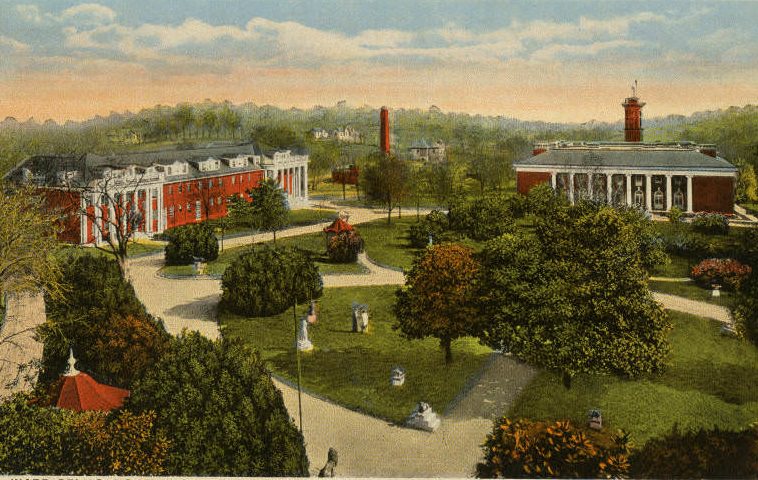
<box><xmin>630</xmin><ymin>424</ymin><xmax>758</xmax><ymax>478</ymax></box>
<box><xmin>361</xmin><ymin>152</ymin><xmax>410</xmax><ymax>223</ymax></box>
<box><xmin>734</xmin><ymin>274</ymin><xmax>758</xmax><ymax>346</ymax></box>
<box><xmin>164</xmin><ymin>223</ymin><xmax>219</xmax><ymax>265</ymax></box>
<box><xmin>247</xmin><ymin>178</ymin><xmax>290</xmax><ymax>241</ymax></box>
<box><xmin>476</xmin><ymin>418</ymin><xmax>630</xmax><ymax>478</ymax></box>
<box><xmin>249</xmin><ymin>124</ymin><xmax>304</xmax><ymax>150</ymax></box>
<box><xmin>736</xmin><ymin>162</ymin><xmax>758</xmax><ymax>203</ymax></box>
<box><xmin>448</xmin><ymin>194</ymin><xmax>516</xmax><ymax>241</ymax></box>
<box><xmin>692</xmin><ymin>213</ymin><xmax>729</xmax><ymax>235</ymax></box>
<box><xmin>525</xmin><ymin>182</ymin><xmax>570</xmax><ymax>219</ymax></box>
<box><xmin>0</xmin><ymin>394</ymin><xmax>169</xmax><ymax>475</ymax></box>
<box><xmin>408</xmin><ymin>210</ymin><xmax>451</xmax><ymax>248</ymax></box>
<box><xmin>668</xmin><ymin>205</ymin><xmax>684</xmax><ymax>223</ymax></box>
<box><xmin>0</xmin><ymin>183</ymin><xmax>63</xmax><ymax>299</ymax></box>
<box><xmin>220</xmin><ymin>245</ymin><xmax>322</xmax><ymax>317</ymax></box>
<box><xmin>126</xmin><ymin>332</ymin><xmax>309</xmax><ymax>476</ymax></box>
<box><xmin>394</xmin><ymin>244</ymin><xmax>481</xmax><ymax>363</ymax></box>
<box><xmin>326</xmin><ymin>230</ymin><xmax>364</xmax><ymax>263</ymax></box>
<box><xmin>477</xmin><ymin>202</ymin><xmax>671</xmax><ymax>378</ymax></box>
<box><xmin>40</xmin><ymin>252</ymin><xmax>165</xmax><ymax>388</ymax></box>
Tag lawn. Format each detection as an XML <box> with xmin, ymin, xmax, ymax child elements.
<box><xmin>651</xmin><ymin>253</ymin><xmax>693</xmax><ymax>278</ymax></box>
<box><xmin>648</xmin><ymin>280</ymin><xmax>734</xmax><ymax>307</ymax></box>
<box><xmin>507</xmin><ymin>311</ymin><xmax>758</xmax><ymax>445</ymax></box>
<box><xmin>162</xmin><ymin>230</ymin><xmax>367</xmax><ymax>277</ymax></box>
<box><xmin>220</xmin><ymin>285</ymin><xmax>493</xmax><ymax>423</ymax></box>
<box><xmin>358</xmin><ymin>216</ymin><xmax>424</xmax><ymax>270</ymax></box>
<box><xmin>209</xmin><ymin>208</ymin><xmax>337</xmax><ymax>237</ymax></box>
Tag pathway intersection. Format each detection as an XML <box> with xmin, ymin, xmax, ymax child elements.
<box><xmin>127</xmin><ymin>203</ymin><xmax>736</xmax><ymax>476</ymax></box>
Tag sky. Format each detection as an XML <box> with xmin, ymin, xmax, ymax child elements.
<box><xmin>0</xmin><ymin>0</ymin><xmax>756</xmax><ymax>123</ymax></box>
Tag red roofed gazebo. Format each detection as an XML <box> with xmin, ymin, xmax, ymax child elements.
<box><xmin>56</xmin><ymin>349</ymin><xmax>129</xmax><ymax>412</ymax></box>
<box><xmin>323</xmin><ymin>217</ymin><xmax>354</xmax><ymax>235</ymax></box>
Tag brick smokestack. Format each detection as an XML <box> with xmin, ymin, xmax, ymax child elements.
<box><xmin>380</xmin><ymin>106</ymin><xmax>390</xmax><ymax>154</ymax></box>
<box><xmin>622</xmin><ymin>96</ymin><xmax>645</xmax><ymax>142</ymax></box>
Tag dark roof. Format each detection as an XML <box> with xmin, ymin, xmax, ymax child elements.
<box><xmin>515</xmin><ymin>147</ymin><xmax>736</xmax><ymax>171</ymax></box>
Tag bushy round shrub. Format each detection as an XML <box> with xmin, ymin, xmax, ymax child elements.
<box><xmin>408</xmin><ymin>210</ymin><xmax>450</xmax><ymax>248</ymax></box>
<box><xmin>164</xmin><ymin>224</ymin><xmax>219</xmax><ymax>265</ymax></box>
<box><xmin>220</xmin><ymin>245</ymin><xmax>322</xmax><ymax>317</ymax></box>
<box><xmin>448</xmin><ymin>195</ymin><xmax>515</xmax><ymax>241</ymax></box>
<box><xmin>630</xmin><ymin>424</ymin><xmax>758</xmax><ymax>478</ymax></box>
<box><xmin>668</xmin><ymin>206</ymin><xmax>684</xmax><ymax>223</ymax></box>
<box><xmin>327</xmin><ymin>231</ymin><xmax>364</xmax><ymax>263</ymax></box>
<box><xmin>690</xmin><ymin>258</ymin><xmax>752</xmax><ymax>290</ymax></box>
<box><xmin>476</xmin><ymin>418</ymin><xmax>630</xmax><ymax>478</ymax></box>
<box><xmin>692</xmin><ymin>213</ymin><xmax>729</xmax><ymax>235</ymax></box>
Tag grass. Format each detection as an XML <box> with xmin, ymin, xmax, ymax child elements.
<box><xmin>57</xmin><ymin>238</ymin><xmax>165</xmax><ymax>261</ymax></box>
<box><xmin>648</xmin><ymin>280</ymin><xmax>734</xmax><ymax>307</ymax></box>
<box><xmin>507</xmin><ymin>311</ymin><xmax>758</xmax><ymax>445</ymax></box>
<box><xmin>358</xmin><ymin>216</ymin><xmax>424</xmax><ymax>270</ymax></box>
<box><xmin>652</xmin><ymin>253</ymin><xmax>693</xmax><ymax>278</ymax></box>
<box><xmin>208</xmin><ymin>208</ymin><xmax>337</xmax><ymax>237</ymax></box>
<box><xmin>740</xmin><ymin>202</ymin><xmax>758</xmax><ymax>216</ymax></box>
<box><xmin>220</xmin><ymin>285</ymin><xmax>493</xmax><ymax>423</ymax></box>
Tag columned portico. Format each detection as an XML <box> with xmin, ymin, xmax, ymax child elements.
<box><xmin>644</xmin><ymin>174</ymin><xmax>652</xmax><ymax>211</ymax></box>
<box><xmin>686</xmin><ymin>175</ymin><xmax>694</xmax><ymax>213</ymax></box>
<box><xmin>666</xmin><ymin>175</ymin><xmax>673</xmax><ymax>211</ymax></box>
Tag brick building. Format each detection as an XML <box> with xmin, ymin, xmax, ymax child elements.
<box><xmin>514</xmin><ymin>93</ymin><xmax>737</xmax><ymax>214</ymax></box>
<box><xmin>5</xmin><ymin>143</ymin><xmax>309</xmax><ymax>244</ymax></box>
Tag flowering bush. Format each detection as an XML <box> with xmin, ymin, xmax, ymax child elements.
<box><xmin>476</xmin><ymin>418</ymin><xmax>630</xmax><ymax>478</ymax></box>
<box><xmin>691</xmin><ymin>258</ymin><xmax>752</xmax><ymax>290</ymax></box>
<box><xmin>327</xmin><ymin>230</ymin><xmax>364</xmax><ymax>263</ymax></box>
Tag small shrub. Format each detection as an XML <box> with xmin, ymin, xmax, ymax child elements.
<box><xmin>164</xmin><ymin>224</ymin><xmax>219</xmax><ymax>265</ymax></box>
<box><xmin>662</xmin><ymin>232</ymin><xmax>707</xmax><ymax>257</ymax></box>
<box><xmin>630</xmin><ymin>424</ymin><xmax>758</xmax><ymax>478</ymax></box>
<box><xmin>692</xmin><ymin>213</ymin><xmax>729</xmax><ymax>235</ymax></box>
<box><xmin>476</xmin><ymin>417</ymin><xmax>630</xmax><ymax>478</ymax></box>
<box><xmin>220</xmin><ymin>245</ymin><xmax>322</xmax><ymax>317</ymax></box>
<box><xmin>327</xmin><ymin>231</ymin><xmax>364</xmax><ymax>263</ymax></box>
<box><xmin>734</xmin><ymin>275</ymin><xmax>758</xmax><ymax>346</ymax></box>
<box><xmin>506</xmin><ymin>194</ymin><xmax>529</xmax><ymax>219</ymax></box>
<box><xmin>408</xmin><ymin>210</ymin><xmax>450</xmax><ymax>248</ymax></box>
<box><xmin>690</xmin><ymin>258</ymin><xmax>752</xmax><ymax>290</ymax></box>
<box><xmin>668</xmin><ymin>206</ymin><xmax>684</xmax><ymax>223</ymax></box>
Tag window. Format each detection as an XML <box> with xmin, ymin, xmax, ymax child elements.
<box><xmin>217</xmin><ymin>196</ymin><xmax>222</xmax><ymax>205</ymax></box>
<box><xmin>210</xmin><ymin>198</ymin><xmax>214</xmax><ymax>207</ymax></box>
<box><xmin>197</xmin><ymin>182</ymin><xmax>202</xmax><ymax>190</ymax></box>
<box><xmin>209</xmin><ymin>179</ymin><xmax>214</xmax><ymax>188</ymax></box>
<box><xmin>187</xmin><ymin>183</ymin><xmax>191</xmax><ymax>192</ymax></box>
<box><xmin>178</xmin><ymin>204</ymin><xmax>182</xmax><ymax>212</ymax></box>
<box><xmin>168</xmin><ymin>206</ymin><xmax>175</xmax><ymax>216</ymax></box>
<box><xmin>178</xmin><ymin>184</ymin><xmax>183</xmax><ymax>193</ymax></box>
<box><xmin>187</xmin><ymin>202</ymin><xmax>191</xmax><ymax>211</ymax></box>
<box><xmin>195</xmin><ymin>200</ymin><xmax>201</xmax><ymax>220</ymax></box>
<box><xmin>219</xmin><ymin>178</ymin><xmax>223</xmax><ymax>187</ymax></box>
<box><xmin>232</xmin><ymin>176</ymin><xmax>236</xmax><ymax>185</ymax></box>
<box><xmin>168</xmin><ymin>185</ymin><xmax>173</xmax><ymax>194</ymax></box>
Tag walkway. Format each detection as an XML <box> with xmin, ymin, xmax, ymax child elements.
<box><xmin>652</xmin><ymin>292</ymin><xmax>733</xmax><ymax>325</ymax></box>
<box><xmin>0</xmin><ymin>291</ymin><xmax>46</xmax><ymax>400</ymax></box>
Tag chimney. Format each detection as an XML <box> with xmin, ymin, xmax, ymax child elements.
<box><xmin>622</xmin><ymin>95</ymin><xmax>645</xmax><ymax>142</ymax></box>
<box><xmin>380</xmin><ymin>106</ymin><xmax>390</xmax><ymax>155</ymax></box>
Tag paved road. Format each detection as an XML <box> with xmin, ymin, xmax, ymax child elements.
<box><xmin>0</xmin><ymin>291</ymin><xmax>46</xmax><ymax>400</ymax></box>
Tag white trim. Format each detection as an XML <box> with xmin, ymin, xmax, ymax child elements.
<box><xmin>514</xmin><ymin>165</ymin><xmax>737</xmax><ymax>177</ymax></box>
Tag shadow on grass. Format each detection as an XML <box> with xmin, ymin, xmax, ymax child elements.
<box><xmin>163</xmin><ymin>294</ymin><xmax>220</xmax><ymax>321</ymax></box>
<box><xmin>655</xmin><ymin>360</ymin><xmax>758</xmax><ymax>405</ymax></box>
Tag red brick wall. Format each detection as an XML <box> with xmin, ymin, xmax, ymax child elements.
<box><xmin>516</xmin><ymin>171</ymin><xmax>551</xmax><ymax>195</ymax></box>
<box><xmin>692</xmin><ymin>176</ymin><xmax>734</xmax><ymax>214</ymax></box>
<box><xmin>163</xmin><ymin>170</ymin><xmax>265</xmax><ymax>230</ymax></box>
<box><xmin>40</xmin><ymin>189</ymin><xmax>81</xmax><ymax>244</ymax></box>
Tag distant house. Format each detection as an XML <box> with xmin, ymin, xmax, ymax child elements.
<box><xmin>107</xmin><ymin>129</ymin><xmax>142</xmax><ymax>145</ymax></box>
<box><xmin>409</xmin><ymin>140</ymin><xmax>446</xmax><ymax>162</ymax></box>
<box><xmin>310</xmin><ymin>128</ymin><xmax>330</xmax><ymax>140</ymax></box>
<box><xmin>332</xmin><ymin>126</ymin><xmax>362</xmax><ymax>143</ymax></box>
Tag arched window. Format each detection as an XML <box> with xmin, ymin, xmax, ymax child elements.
<box><xmin>634</xmin><ymin>187</ymin><xmax>644</xmax><ymax>206</ymax></box>
<box><xmin>653</xmin><ymin>188</ymin><xmax>664</xmax><ymax>210</ymax></box>
<box><xmin>674</xmin><ymin>189</ymin><xmax>685</xmax><ymax>210</ymax></box>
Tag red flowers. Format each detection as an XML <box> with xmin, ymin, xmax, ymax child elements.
<box><xmin>691</xmin><ymin>258</ymin><xmax>752</xmax><ymax>290</ymax></box>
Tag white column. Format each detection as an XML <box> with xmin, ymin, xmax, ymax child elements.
<box><xmin>108</xmin><ymin>197</ymin><xmax>116</xmax><ymax>239</ymax></box>
<box><xmin>587</xmin><ymin>173</ymin><xmax>593</xmax><ymax>200</ymax></box>
<box><xmin>551</xmin><ymin>172</ymin><xmax>557</xmax><ymax>189</ymax></box>
<box><xmin>607</xmin><ymin>174</ymin><xmax>613</xmax><ymax>202</ymax></box>
<box><xmin>626</xmin><ymin>174</ymin><xmax>632</xmax><ymax>206</ymax></box>
<box><xmin>569</xmin><ymin>172</ymin><xmax>575</xmax><ymax>204</ymax></box>
<box><xmin>666</xmin><ymin>175</ymin><xmax>673</xmax><ymax>211</ymax></box>
<box><xmin>686</xmin><ymin>175</ymin><xmax>694</xmax><ymax>213</ymax></box>
<box><xmin>303</xmin><ymin>164</ymin><xmax>309</xmax><ymax>199</ymax></box>
<box><xmin>93</xmin><ymin>194</ymin><xmax>102</xmax><ymax>244</ymax></box>
<box><xmin>645</xmin><ymin>174</ymin><xmax>652</xmax><ymax>211</ymax></box>
<box><xmin>145</xmin><ymin>188</ymin><xmax>152</xmax><ymax>233</ymax></box>
<box><xmin>79</xmin><ymin>196</ymin><xmax>87</xmax><ymax>244</ymax></box>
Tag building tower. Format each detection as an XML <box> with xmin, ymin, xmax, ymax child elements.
<box><xmin>622</xmin><ymin>81</ymin><xmax>645</xmax><ymax>142</ymax></box>
<box><xmin>380</xmin><ymin>106</ymin><xmax>390</xmax><ymax>155</ymax></box>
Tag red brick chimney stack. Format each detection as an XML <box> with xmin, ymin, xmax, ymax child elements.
<box><xmin>380</xmin><ymin>106</ymin><xmax>390</xmax><ymax>155</ymax></box>
<box><xmin>622</xmin><ymin>84</ymin><xmax>645</xmax><ymax>142</ymax></box>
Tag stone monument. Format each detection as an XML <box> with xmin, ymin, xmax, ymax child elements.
<box><xmin>296</xmin><ymin>317</ymin><xmax>313</xmax><ymax>351</ymax></box>
<box><xmin>318</xmin><ymin>447</ymin><xmax>338</xmax><ymax>477</ymax></box>
<box><xmin>390</xmin><ymin>366</ymin><xmax>406</xmax><ymax>386</ymax></box>
<box><xmin>406</xmin><ymin>401</ymin><xmax>441</xmax><ymax>432</ymax></box>
<box><xmin>351</xmin><ymin>302</ymin><xmax>369</xmax><ymax>333</ymax></box>
<box><xmin>588</xmin><ymin>409</ymin><xmax>602</xmax><ymax>430</ymax></box>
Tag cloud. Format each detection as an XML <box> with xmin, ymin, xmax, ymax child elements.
<box><xmin>530</xmin><ymin>39</ymin><xmax>642</xmax><ymax>62</ymax></box>
<box><xmin>0</xmin><ymin>35</ymin><xmax>31</xmax><ymax>53</ymax></box>
<box><xmin>60</xmin><ymin>3</ymin><xmax>117</xmax><ymax>25</ymax></box>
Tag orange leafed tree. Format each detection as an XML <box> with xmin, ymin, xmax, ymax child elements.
<box><xmin>393</xmin><ymin>243</ymin><xmax>480</xmax><ymax>363</ymax></box>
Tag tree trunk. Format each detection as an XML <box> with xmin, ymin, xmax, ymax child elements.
<box><xmin>387</xmin><ymin>207</ymin><xmax>392</xmax><ymax>224</ymax></box>
<box><xmin>342</xmin><ymin>181</ymin><xmax>346</xmax><ymax>200</ymax></box>
<box><xmin>441</xmin><ymin>337</ymin><xmax>452</xmax><ymax>364</ymax></box>
<box><xmin>398</xmin><ymin>205</ymin><xmax>402</xmax><ymax>218</ymax></box>
<box><xmin>562</xmin><ymin>371</ymin><xmax>573</xmax><ymax>389</ymax></box>
<box><xmin>273</xmin><ymin>230</ymin><xmax>277</xmax><ymax>245</ymax></box>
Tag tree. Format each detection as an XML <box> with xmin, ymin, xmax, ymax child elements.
<box><xmin>0</xmin><ymin>183</ymin><xmax>63</xmax><ymax>301</ymax></box>
<box><xmin>173</xmin><ymin>104</ymin><xmax>194</xmax><ymax>140</ymax></box>
<box><xmin>736</xmin><ymin>161</ymin><xmax>758</xmax><ymax>203</ymax></box>
<box><xmin>448</xmin><ymin>194</ymin><xmax>516</xmax><ymax>241</ymax></box>
<box><xmin>0</xmin><ymin>394</ymin><xmax>169</xmax><ymax>475</ymax></box>
<box><xmin>361</xmin><ymin>152</ymin><xmax>410</xmax><ymax>224</ymax></box>
<box><xmin>476</xmin><ymin>418</ymin><xmax>630</xmax><ymax>478</ymax></box>
<box><xmin>477</xmin><ymin>202</ymin><xmax>671</xmax><ymax>383</ymax></box>
<box><xmin>306</xmin><ymin>140</ymin><xmax>340</xmax><ymax>191</ymax></box>
<box><xmin>394</xmin><ymin>244</ymin><xmax>480</xmax><ymax>363</ymax></box>
<box><xmin>327</xmin><ymin>230</ymin><xmax>364</xmax><ymax>263</ymax></box>
<box><xmin>127</xmin><ymin>332</ymin><xmax>309</xmax><ymax>476</ymax></box>
<box><xmin>39</xmin><ymin>253</ymin><xmax>165</xmax><ymax>388</ymax></box>
<box><xmin>426</xmin><ymin>158</ymin><xmax>466</xmax><ymax>209</ymax></box>
<box><xmin>164</xmin><ymin>223</ymin><xmax>219</xmax><ymax>265</ymax></box>
<box><xmin>248</xmin><ymin>178</ymin><xmax>289</xmax><ymax>244</ymax></box>
<box><xmin>408</xmin><ymin>209</ymin><xmax>453</xmax><ymax>248</ymax></box>
<box><xmin>220</xmin><ymin>245</ymin><xmax>323</xmax><ymax>317</ymax></box>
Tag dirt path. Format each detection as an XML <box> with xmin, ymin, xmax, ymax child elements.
<box><xmin>652</xmin><ymin>292</ymin><xmax>733</xmax><ymax>324</ymax></box>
